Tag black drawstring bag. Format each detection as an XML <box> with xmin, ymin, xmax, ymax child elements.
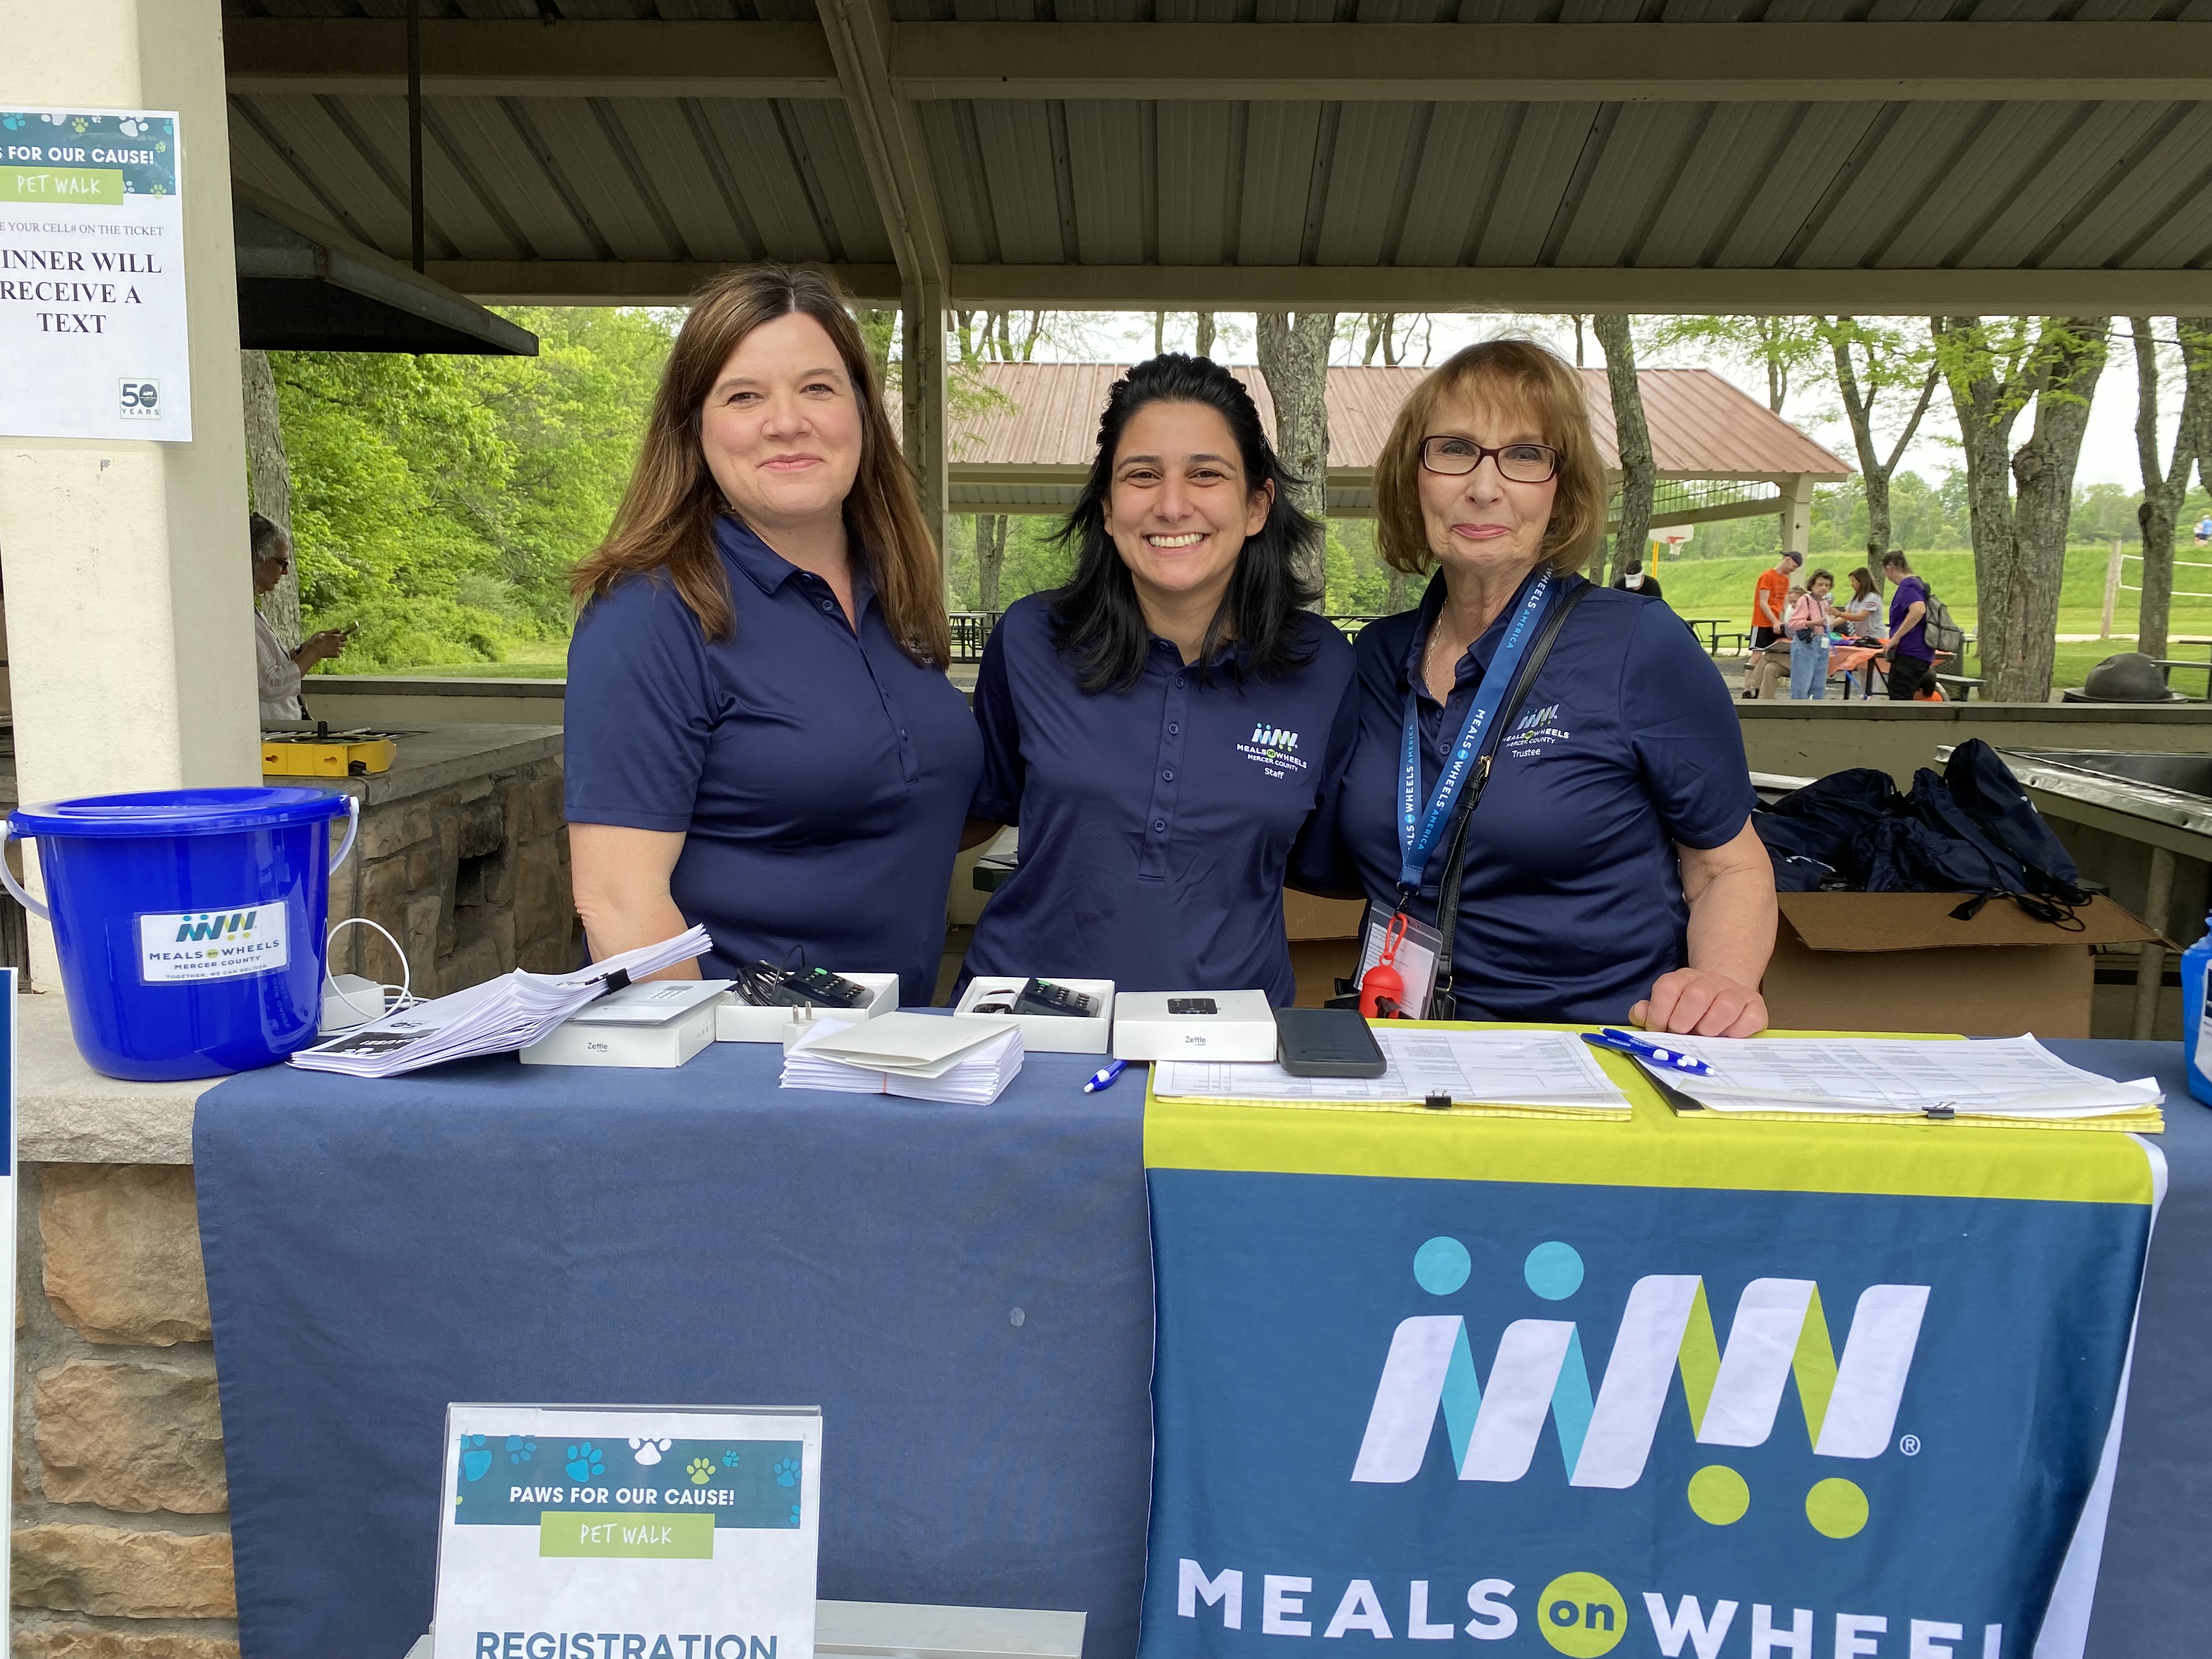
<box><xmin>1752</xmin><ymin>769</ymin><xmax>1898</xmax><ymax>879</ymax></box>
<box><xmin>1941</xmin><ymin>738</ymin><xmax>2090</xmax><ymax>903</ymax></box>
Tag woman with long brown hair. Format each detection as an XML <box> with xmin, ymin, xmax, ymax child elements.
<box><xmin>563</xmin><ymin>266</ymin><xmax>981</xmax><ymax>1003</ymax></box>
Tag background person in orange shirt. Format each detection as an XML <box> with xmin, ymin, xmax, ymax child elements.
<box><xmin>1742</xmin><ymin>549</ymin><xmax>1800</xmax><ymax>698</ymax></box>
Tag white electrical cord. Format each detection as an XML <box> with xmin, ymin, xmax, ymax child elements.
<box><xmin>324</xmin><ymin>915</ymin><xmax>415</xmax><ymax>1022</ymax></box>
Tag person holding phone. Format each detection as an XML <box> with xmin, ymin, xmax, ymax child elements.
<box><xmin>250</xmin><ymin>512</ymin><xmax>350</xmax><ymax>722</ymax></box>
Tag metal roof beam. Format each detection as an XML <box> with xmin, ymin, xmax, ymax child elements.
<box><xmin>902</xmin><ymin>22</ymin><xmax>2212</xmax><ymax>103</ymax></box>
<box><xmin>227</xmin><ymin>19</ymin><xmax>2212</xmax><ymax>104</ymax></box>
<box><xmin>223</xmin><ymin>19</ymin><xmax>841</xmax><ymax>99</ymax></box>
<box><xmin>426</xmin><ymin>261</ymin><xmax>2212</xmax><ymax>314</ymax></box>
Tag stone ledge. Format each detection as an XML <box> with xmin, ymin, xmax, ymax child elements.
<box><xmin>11</xmin><ymin>1622</ymin><xmax>240</xmax><ymax>1659</ymax></box>
<box><xmin>18</xmin><ymin>996</ymin><xmax>210</xmax><ymax>1168</ymax></box>
<box><xmin>11</xmin><ymin>1525</ymin><xmax>235</xmax><ymax>1619</ymax></box>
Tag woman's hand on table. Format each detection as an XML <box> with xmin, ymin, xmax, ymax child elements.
<box><xmin>1632</xmin><ymin>969</ymin><xmax>1768</xmax><ymax>1037</ymax></box>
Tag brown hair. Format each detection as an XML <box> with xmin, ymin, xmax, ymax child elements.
<box><xmin>1847</xmin><ymin>566</ymin><xmax>1876</xmax><ymax>600</ymax></box>
<box><xmin>571</xmin><ymin>264</ymin><xmax>950</xmax><ymax>668</ymax></box>
<box><xmin>1373</xmin><ymin>338</ymin><xmax>1608</xmax><ymax>578</ymax></box>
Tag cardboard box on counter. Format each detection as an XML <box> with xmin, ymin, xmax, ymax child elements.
<box><xmin>1284</xmin><ymin>890</ymin><xmax>1367</xmax><ymax>1008</ymax></box>
<box><xmin>1759</xmin><ymin>891</ymin><xmax>2165</xmax><ymax>1038</ymax></box>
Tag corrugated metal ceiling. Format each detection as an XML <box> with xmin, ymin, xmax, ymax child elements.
<box><xmin>222</xmin><ymin>1</ymin><xmax>2212</xmax><ymax>291</ymax></box>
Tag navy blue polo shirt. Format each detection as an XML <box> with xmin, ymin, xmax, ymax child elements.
<box><xmin>1303</xmin><ymin>572</ymin><xmax>1754</xmax><ymax>1023</ymax></box>
<box><xmin>963</xmin><ymin>596</ymin><xmax>1355</xmax><ymax>1004</ymax></box>
<box><xmin>563</xmin><ymin>516</ymin><xmax>983</xmax><ymax>1005</ymax></box>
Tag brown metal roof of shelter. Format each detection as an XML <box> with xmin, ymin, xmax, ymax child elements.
<box><xmin>942</xmin><ymin>363</ymin><xmax>1848</xmax><ymax>521</ymax></box>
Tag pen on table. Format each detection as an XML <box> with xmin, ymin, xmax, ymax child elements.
<box><xmin>1582</xmin><ymin>1029</ymin><xmax>1713</xmax><ymax>1076</ymax></box>
<box><xmin>1085</xmin><ymin>1059</ymin><xmax>1128</xmax><ymax>1093</ymax></box>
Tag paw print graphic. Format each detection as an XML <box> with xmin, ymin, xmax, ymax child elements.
<box><xmin>117</xmin><ymin>117</ymin><xmax>142</xmax><ymax>137</ymax></box>
<box><xmin>566</xmin><ymin>1442</ymin><xmax>606</xmax><ymax>1481</ymax></box>
<box><xmin>1</xmin><ymin>115</ymin><xmax>24</xmax><ymax>132</ymax></box>
<box><xmin>459</xmin><ymin>1434</ymin><xmax>493</xmax><ymax>1483</ymax></box>
<box><xmin>721</xmin><ymin>1449</ymin><xmax>742</xmax><ymax>1469</ymax></box>
<box><xmin>506</xmin><ymin>1436</ymin><xmax>535</xmax><ymax>1465</ymax></box>
<box><xmin>629</xmin><ymin>1437</ymin><xmax>673</xmax><ymax>1467</ymax></box>
<box><xmin>774</xmin><ymin>1458</ymin><xmax>800</xmax><ymax>1488</ymax></box>
<box><xmin>71</xmin><ymin>117</ymin><xmax>88</xmax><ymax>132</ymax></box>
<box><xmin>788</xmin><ymin>1504</ymin><xmax>803</xmax><ymax>1526</ymax></box>
<box><xmin>687</xmin><ymin>1457</ymin><xmax>714</xmax><ymax>1485</ymax></box>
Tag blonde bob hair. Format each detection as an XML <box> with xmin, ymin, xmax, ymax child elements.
<box><xmin>1373</xmin><ymin>338</ymin><xmax>1607</xmax><ymax>578</ymax></box>
<box><xmin>571</xmin><ymin>264</ymin><xmax>950</xmax><ymax>669</ymax></box>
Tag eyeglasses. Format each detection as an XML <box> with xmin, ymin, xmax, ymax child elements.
<box><xmin>1419</xmin><ymin>436</ymin><xmax>1562</xmax><ymax>484</ymax></box>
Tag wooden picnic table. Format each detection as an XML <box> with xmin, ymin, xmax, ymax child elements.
<box><xmin>1682</xmin><ymin>616</ymin><xmax>1743</xmax><ymax>655</ymax></box>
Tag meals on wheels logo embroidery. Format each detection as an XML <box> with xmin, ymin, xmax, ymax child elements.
<box><xmin>1352</xmin><ymin>1237</ymin><xmax>1928</xmax><ymax>1540</ymax></box>
<box><xmin>1237</xmin><ymin>723</ymin><xmax>1310</xmax><ymax>778</ymax></box>
<box><xmin>1505</xmin><ymin>702</ymin><xmax>1572</xmax><ymax>755</ymax></box>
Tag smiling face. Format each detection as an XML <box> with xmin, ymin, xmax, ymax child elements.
<box><xmin>697</xmin><ymin>312</ymin><xmax>863</xmax><ymax>537</ymax></box>
<box><xmin>1415</xmin><ymin>389</ymin><xmax>1560</xmax><ymax>584</ymax></box>
<box><xmin>1102</xmin><ymin>400</ymin><xmax>1272</xmax><ymax>615</ymax></box>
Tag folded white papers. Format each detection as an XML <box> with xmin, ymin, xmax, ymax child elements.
<box><xmin>781</xmin><ymin>1014</ymin><xmax>1025</xmax><ymax>1104</ymax></box>
<box><xmin>290</xmin><ymin>926</ymin><xmax>715</xmax><ymax>1077</ymax></box>
<box><xmin>1653</xmin><ymin>1034</ymin><xmax>2163</xmax><ymax>1118</ymax></box>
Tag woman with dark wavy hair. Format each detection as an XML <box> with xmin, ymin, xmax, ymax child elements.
<box><xmin>957</xmin><ymin>354</ymin><xmax>1355</xmax><ymax>1003</ymax></box>
<box><xmin>563</xmin><ymin>264</ymin><xmax>981</xmax><ymax>1003</ymax></box>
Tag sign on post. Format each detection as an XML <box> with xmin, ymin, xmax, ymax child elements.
<box><xmin>434</xmin><ymin>1405</ymin><xmax>822</xmax><ymax>1659</ymax></box>
<box><xmin>0</xmin><ymin>108</ymin><xmax>190</xmax><ymax>442</ymax></box>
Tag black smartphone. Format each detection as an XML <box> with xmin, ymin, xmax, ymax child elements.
<box><xmin>1274</xmin><ymin>1007</ymin><xmax>1387</xmax><ymax>1079</ymax></box>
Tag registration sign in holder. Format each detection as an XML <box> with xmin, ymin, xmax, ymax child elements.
<box><xmin>435</xmin><ymin>1404</ymin><xmax>821</xmax><ymax>1659</ymax></box>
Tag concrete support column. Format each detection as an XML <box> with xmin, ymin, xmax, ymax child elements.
<box><xmin>1778</xmin><ymin>473</ymin><xmax>1814</xmax><ymax>560</ymax></box>
<box><xmin>0</xmin><ymin>0</ymin><xmax>263</xmax><ymax>985</ymax></box>
<box><xmin>901</xmin><ymin>279</ymin><xmax>949</xmax><ymax>591</ymax></box>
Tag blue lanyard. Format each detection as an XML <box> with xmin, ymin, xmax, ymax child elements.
<box><xmin>1396</xmin><ymin>568</ymin><xmax>1558</xmax><ymax>894</ymax></box>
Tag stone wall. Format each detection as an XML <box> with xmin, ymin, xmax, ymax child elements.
<box><xmin>328</xmin><ymin>753</ymin><xmax>578</xmax><ymax>998</ymax></box>
<box><xmin>12</xmin><ymin>1165</ymin><xmax>238</xmax><ymax>1657</ymax></box>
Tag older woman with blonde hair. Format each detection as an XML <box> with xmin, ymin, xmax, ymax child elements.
<box><xmin>1301</xmin><ymin>338</ymin><xmax>1774</xmax><ymax>1035</ymax></box>
<box><xmin>562</xmin><ymin>265</ymin><xmax>981</xmax><ymax>1001</ymax></box>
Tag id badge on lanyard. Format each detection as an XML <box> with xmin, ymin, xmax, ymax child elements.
<box><xmin>1361</xmin><ymin>570</ymin><xmax>1557</xmax><ymax>1018</ymax></box>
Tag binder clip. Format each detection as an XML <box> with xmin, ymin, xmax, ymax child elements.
<box><xmin>1424</xmin><ymin>1093</ymin><xmax>1452</xmax><ymax>1111</ymax></box>
<box><xmin>1924</xmin><ymin>1100</ymin><xmax>1957</xmax><ymax>1121</ymax></box>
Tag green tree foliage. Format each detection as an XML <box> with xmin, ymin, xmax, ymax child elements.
<box><xmin>270</xmin><ymin>306</ymin><xmax>677</xmax><ymax>671</ymax></box>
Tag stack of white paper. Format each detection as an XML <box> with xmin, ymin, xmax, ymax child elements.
<box><xmin>290</xmin><ymin>926</ymin><xmax>715</xmax><ymax>1077</ymax></box>
<box><xmin>781</xmin><ymin>1012</ymin><xmax>1024</xmax><ymax>1104</ymax></box>
<box><xmin>1655</xmin><ymin>1035</ymin><xmax>2163</xmax><ymax>1119</ymax></box>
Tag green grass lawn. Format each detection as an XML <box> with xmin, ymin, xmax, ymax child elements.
<box><xmin>334</xmin><ymin>639</ymin><xmax>571</xmax><ymax>680</ymax></box>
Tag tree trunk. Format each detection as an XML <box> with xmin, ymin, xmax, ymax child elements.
<box><xmin>1194</xmin><ymin>312</ymin><xmax>1215</xmax><ymax>360</ymax></box>
<box><xmin>1594</xmin><ymin>314</ymin><xmax>1654</xmax><ymax>587</ymax></box>
<box><xmin>2136</xmin><ymin>317</ymin><xmax>2212</xmax><ymax>659</ymax></box>
<box><xmin>976</xmin><ymin>514</ymin><xmax>1008</xmax><ymax>612</ymax></box>
<box><xmin>1991</xmin><ymin>318</ymin><xmax>2109</xmax><ymax>702</ymax></box>
<box><xmin>1829</xmin><ymin>329</ymin><xmax>1938</xmax><ymax>573</ymax></box>
<box><xmin>1931</xmin><ymin>316</ymin><xmax>2033</xmax><ymax>673</ymax></box>
<box><xmin>1153</xmin><ymin>311</ymin><xmax>1166</xmax><ymax>356</ymax></box>
<box><xmin>1384</xmin><ymin>568</ymin><xmax>1410</xmax><ymax>613</ymax></box>
<box><xmin>1256</xmin><ymin>311</ymin><xmax>1335</xmax><ymax>597</ymax></box>
<box><xmin>240</xmin><ymin>348</ymin><xmax>301</xmax><ymax>648</ymax></box>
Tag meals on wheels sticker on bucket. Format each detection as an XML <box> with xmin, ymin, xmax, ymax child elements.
<box><xmin>137</xmin><ymin>903</ymin><xmax>290</xmax><ymax>983</ymax></box>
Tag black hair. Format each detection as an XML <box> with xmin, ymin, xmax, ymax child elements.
<box><xmin>1048</xmin><ymin>354</ymin><xmax>1323</xmax><ymax>694</ymax></box>
<box><xmin>1882</xmin><ymin>551</ymin><xmax>1912</xmax><ymax>572</ymax></box>
<box><xmin>249</xmin><ymin>511</ymin><xmax>287</xmax><ymax>562</ymax></box>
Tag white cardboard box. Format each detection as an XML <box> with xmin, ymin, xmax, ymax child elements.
<box><xmin>518</xmin><ymin>997</ymin><xmax>723</xmax><ymax>1069</ymax></box>
<box><xmin>717</xmin><ymin>971</ymin><xmax>900</xmax><ymax>1042</ymax></box>
<box><xmin>1111</xmin><ymin>990</ymin><xmax>1277</xmax><ymax>1062</ymax></box>
<box><xmin>953</xmin><ymin>976</ymin><xmax>1115</xmax><ymax>1054</ymax></box>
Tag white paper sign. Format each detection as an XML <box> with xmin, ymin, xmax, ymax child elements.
<box><xmin>434</xmin><ymin>1404</ymin><xmax>822</xmax><ymax>1659</ymax></box>
<box><xmin>0</xmin><ymin>970</ymin><xmax>18</xmax><ymax>1617</ymax></box>
<box><xmin>137</xmin><ymin>903</ymin><xmax>291</xmax><ymax>983</ymax></box>
<box><xmin>1</xmin><ymin>107</ymin><xmax>191</xmax><ymax>441</ymax></box>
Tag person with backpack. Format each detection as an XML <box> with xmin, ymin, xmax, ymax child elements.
<box><xmin>1785</xmin><ymin>568</ymin><xmax>1838</xmax><ymax>699</ymax></box>
<box><xmin>1879</xmin><ymin>551</ymin><xmax>1940</xmax><ymax>699</ymax></box>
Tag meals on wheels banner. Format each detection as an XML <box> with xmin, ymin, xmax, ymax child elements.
<box><xmin>433</xmin><ymin>1405</ymin><xmax>822</xmax><ymax>1659</ymax></box>
<box><xmin>1139</xmin><ymin>1091</ymin><xmax>2163</xmax><ymax>1659</ymax></box>
<box><xmin>1</xmin><ymin>108</ymin><xmax>189</xmax><ymax>441</ymax></box>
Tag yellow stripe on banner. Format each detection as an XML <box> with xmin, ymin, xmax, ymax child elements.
<box><xmin>1141</xmin><ymin>1023</ymin><xmax>2159</xmax><ymax>1206</ymax></box>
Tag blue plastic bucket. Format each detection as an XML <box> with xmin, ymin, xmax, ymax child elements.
<box><xmin>3</xmin><ymin>787</ymin><xmax>358</xmax><ymax>1080</ymax></box>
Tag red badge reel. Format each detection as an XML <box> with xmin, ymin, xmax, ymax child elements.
<box><xmin>1360</xmin><ymin>912</ymin><xmax>1411</xmax><ymax>1019</ymax></box>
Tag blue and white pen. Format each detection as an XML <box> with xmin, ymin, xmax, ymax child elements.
<box><xmin>1582</xmin><ymin>1029</ymin><xmax>1713</xmax><ymax>1076</ymax></box>
<box><xmin>1085</xmin><ymin>1059</ymin><xmax>1129</xmax><ymax>1093</ymax></box>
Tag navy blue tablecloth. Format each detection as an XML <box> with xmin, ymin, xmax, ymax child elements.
<box><xmin>195</xmin><ymin>1040</ymin><xmax>2210</xmax><ymax>1659</ymax></box>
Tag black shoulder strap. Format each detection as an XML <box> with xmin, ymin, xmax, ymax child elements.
<box><xmin>1424</xmin><ymin>580</ymin><xmax>1592</xmax><ymax>1018</ymax></box>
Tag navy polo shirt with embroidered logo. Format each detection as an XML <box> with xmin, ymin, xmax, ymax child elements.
<box><xmin>563</xmin><ymin>515</ymin><xmax>984</xmax><ymax>1005</ymax></box>
<box><xmin>962</xmin><ymin>595</ymin><xmax>1355</xmax><ymax>1004</ymax></box>
<box><xmin>1304</xmin><ymin>571</ymin><xmax>1754</xmax><ymax>1022</ymax></box>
